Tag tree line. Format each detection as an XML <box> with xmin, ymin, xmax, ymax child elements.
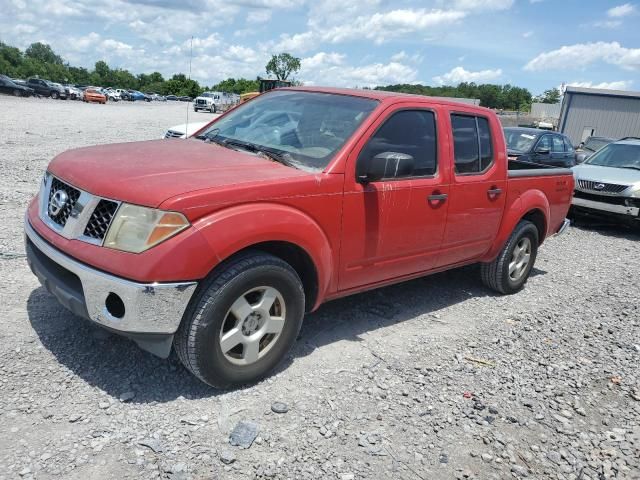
<box><xmin>376</xmin><ymin>83</ymin><xmax>535</xmax><ymax>111</ymax></box>
<box><xmin>1</xmin><ymin>40</ymin><xmax>551</xmax><ymax>109</ymax></box>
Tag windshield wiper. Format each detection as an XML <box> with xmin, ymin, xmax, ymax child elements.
<box><xmin>618</xmin><ymin>165</ymin><xmax>640</xmax><ymax>171</ymax></box>
<box><xmin>222</xmin><ymin>139</ymin><xmax>299</xmax><ymax>169</ymax></box>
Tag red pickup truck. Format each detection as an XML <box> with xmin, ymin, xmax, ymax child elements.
<box><xmin>25</xmin><ymin>87</ymin><xmax>573</xmax><ymax>387</ymax></box>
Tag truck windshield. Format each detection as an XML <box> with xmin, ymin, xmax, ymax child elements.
<box><xmin>504</xmin><ymin>129</ymin><xmax>537</xmax><ymax>152</ymax></box>
<box><xmin>198</xmin><ymin>90</ymin><xmax>379</xmax><ymax>172</ymax></box>
<box><xmin>584</xmin><ymin>143</ymin><xmax>640</xmax><ymax>170</ymax></box>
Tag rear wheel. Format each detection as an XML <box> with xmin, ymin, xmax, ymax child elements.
<box><xmin>481</xmin><ymin>220</ymin><xmax>539</xmax><ymax>294</ymax></box>
<box><xmin>175</xmin><ymin>251</ymin><xmax>305</xmax><ymax>388</ymax></box>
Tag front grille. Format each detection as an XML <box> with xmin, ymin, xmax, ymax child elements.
<box><xmin>576</xmin><ymin>179</ymin><xmax>629</xmax><ymax>194</ymax></box>
<box><xmin>164</xmin><ymin>130</ymin><xmax>183</xmax><ymax>139</ymax></box>
<box><xmin>196</xmin><ymin>99</ymin><xmax>207</xmax><ymax>105</ymax></box>
<box><xmin>84</xmin><ymin>200</ymin><xmax>119</xmax><ymax>240</ymax></box>
<box><xmin>47</xmin><ymin>177</ymin><xmax>81</xmax><ymax>227</ymax></box>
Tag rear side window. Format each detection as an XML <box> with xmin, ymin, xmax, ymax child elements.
<box><xmin>552</xmin><ymin>136</ymin><xmax>564</xmax><ymax>153</ymax></box>
<box><xmin>564</xmin><ymin>138</ymin><xmax>574</xmax><ymax>153</ymax></box>
<box><xmin>451</xmin><ymin>114</ymin><xmax>494</xmax><ymax>174</ymax></box>
<box><xmin>360</xmin><ymin>110</ymin><xmax>438</xmax><ymax>177</ymax></box>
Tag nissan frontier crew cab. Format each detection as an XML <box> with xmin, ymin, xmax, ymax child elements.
<box><xmin>25</xmin><ymin>87</ymin><xmax>573</xmax><ymax>388</ymax></box>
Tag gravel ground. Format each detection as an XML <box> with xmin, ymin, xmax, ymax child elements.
<box><xmin>1</xmin><ymin>95</ymin><xmax>639</xmax><ymax>480</ymax></box>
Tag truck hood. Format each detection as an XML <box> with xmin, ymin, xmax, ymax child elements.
<box><xmin>572</xmin><ymin>163</ymin><xmax>640</xmax><ymax>186</ymax></box>
<box><xmin>48</xmin><ymin>139</ymin><xmax>311</xmax><ymax>208</ymax></box>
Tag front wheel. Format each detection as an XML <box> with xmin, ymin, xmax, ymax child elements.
<box><xmin>50</xmin><ymin>91</ymin><xmax>59</xmax><ymax>99</ymax></box>
<box><xmin>480</xmin><ymin>220</ymin><xmax>539</xmax><ymax>294</ymax></box>
<box><xmin>175</xmin><ymin>251</ymin><xmax>305</xmax><ymax>388</ymax></box>
<box><xmin>211</xmin><ymin>105</ymin><xmax>216</xmax><ymax>113</ymax></box>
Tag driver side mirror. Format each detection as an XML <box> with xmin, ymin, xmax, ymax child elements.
<box><xmin>357</xmin><ymin>152</ymin><xmax>414</xmax><ymax>183</ymax></box>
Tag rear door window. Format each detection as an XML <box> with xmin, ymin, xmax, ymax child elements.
<box><xmin>551</xmin><ymin>136</ymin><xmax>565</xmax><ymax>153</ymax></box>
<box><xmin>564</xmin><ymin>138</ymin><xmax>574</xmax><ymax>153</ymax></box>
<box><xmin>451</xmin><ymin>114</ymin><xmax>494</xmax><ymax>174</ymax></box>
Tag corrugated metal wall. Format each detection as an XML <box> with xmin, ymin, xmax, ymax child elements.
<box><xmin>531</xmin><ymin>102</ymin><xmax>562</xmax><ymax>120</ymax></box>
<box><xmin>559</xmin><ymin>93</ymin><xmax>640</xmax><ymax>145</ymax></box>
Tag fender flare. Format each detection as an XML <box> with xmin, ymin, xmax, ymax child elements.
<box><xmin>191</xmin><ymin>203</ymin><xmax>333</xmax><ymax>307</ymax></box>
<box><xmin>482</xmin><ymin>190</ymin><xmax>550</xmax><ymax>262</ymax></box>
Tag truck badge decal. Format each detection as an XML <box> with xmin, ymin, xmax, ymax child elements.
<box><xmin>48</xmin><ymin>190</ymin><xmax>69</xmax><ymax>217</ymax></box>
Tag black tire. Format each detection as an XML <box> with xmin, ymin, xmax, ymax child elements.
<box><xmin>480</xmin><ymin>220</ymin><xmax>539</xmax><ymax>294</ymax></box>
<box><xmin>13</xmin><ymin>89</ymin><xmax>21</xmax><ymax>97</ymax></box>
<box><xmin>175</xmin><ymin>251</ymin><xmax>305</xmax><ymax>388</ymax></box>
<box><xmin>211</xmin><ymin>105</ymin><xmax>216</xmax><ymax>113</ymax></box>
<box><xmin>50</xmin><ymin>91</ymin><xmax>58</xmax><ymax>99</ymax></box>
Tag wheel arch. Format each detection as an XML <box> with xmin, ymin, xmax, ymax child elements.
<box><xmin>191</xmin><ymin>203</ymin><xmax>333</xmax><ymax>311</ymax></box>
<box><xmin>218</xmin><ymin>241</ymin><xmax>319</xmax><ymax>313</ymax></box>
<box><xmin>482</xmin><ymin>190</ymin><xmax>550</xmax><ymax>262</ymax></box>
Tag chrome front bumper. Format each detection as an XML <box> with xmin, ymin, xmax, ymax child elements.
<box><xmin>25</xmin><ymin>219</ymin><xmax>197</xmax><ymax>354</ymax></box>
<box><xmin>555</xmin><ymin>218</ymin><xmax>571</xmax><ymax>236</ymax></box>
<box><xmin>572</xmin><ymin>197</ymin><xmax>640</xmax><ymax>217</ymax></box>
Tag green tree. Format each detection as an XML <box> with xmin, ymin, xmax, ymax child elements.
<box><xmin>265</xmin><ymin>53</ymin><xmax>301</xmax><ymax>80</ymax></box>
<box><xmin>25</xmin><ymin>42</ymin><xmax>63</xmax><ymax>65</ymax></box>
<box><xmin>535</xmin><ymin>88</ymin><xmax>561</xmax><ymax>104</ymax></box>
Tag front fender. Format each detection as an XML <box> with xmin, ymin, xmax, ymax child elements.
<box><xmin>481</xmin><ymin>189</ymin><xmax>550</xmax><ymax>262</ymax></box>
<box><xmin>192</xmin><ymin>203</ymin><xmax>333</xmax><ymax>307</ymax></box>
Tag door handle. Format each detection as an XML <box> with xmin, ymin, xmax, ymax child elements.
<box><xmin>428</xmin><ymin>193</ymin><xmax>448</xmax><ymax>202</ymax></box>
<box><xmin>487</xmin><ymin>187</ymin><xmax>503</xmax><ymax>197</ymax></box>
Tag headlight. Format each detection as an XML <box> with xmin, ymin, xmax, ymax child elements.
<box><xmin>104</xmin><ymin>204</ymin><xmax>189</xmax><ymax>253</ymax></box>
<box><xmin>630</xmin><ymin>185</ymin><xmax>640</xmax><ymax>198</ymax></box>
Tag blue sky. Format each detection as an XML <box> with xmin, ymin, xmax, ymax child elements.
<box><xmin>1</xmin><ymin>0</ymin><xmax>639</xmax><ymax>94</ymax></box>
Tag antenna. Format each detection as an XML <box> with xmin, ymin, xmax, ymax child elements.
<box><xmin>184</xmin><ymin>36</ymin><xmax>193</xmax><ymax>139</ymax></box>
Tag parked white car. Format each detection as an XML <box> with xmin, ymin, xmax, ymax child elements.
<box><xmin>163</xmin><ymin>121</ymin><xmax>210</xmax><ymax>139</ymax></box>
<box><xmin>102</xmin><ymin>88</ymin><xmax>120</xmax><ymax>102</ymax></box>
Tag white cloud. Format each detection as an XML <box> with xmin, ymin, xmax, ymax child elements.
<box><xmin>433</xmin><ymin>66</ymin><xmax>502</xmax><ymax>85</ymax></box>
<box><xmin>522</xmin><ymin>31</ymin><xmax>533</xmax><ymax>38</ymax></box>
<box><xmin>246</xmin><ymin>9</ymin><xmax>272</xmax><ymax>23</ymax></box>
<box><xmin>302</xmin><ymin>52</ymin><xmax>345</xmax><ymax>69</ymax></box>
<box><xmin>273</xmin><ymin>31</ymin><xmax>317</xmax><ymax>53</ymax></box>
<box><xmin>323</xmin><ymin>9</ymin><xmax>467</xmax><ymax>44</ymax></box>
<box><xmin>524</xmin><ymin>42</ymin><xmax>640</xmax><ymax>71</ymax></box>
<box><xmin>300</xmin><ymin>51</ymin><xmax>417</xmax><ymax>87</ymax></box>
<box><xmin>593</xmin><ymin>20</ymin><xmax>622</xmax><ymax>28</ymax></box>
<box><xmin>566</xmin><ymin>80</ymin><xmax>634</xmax><ymax>91</ymax></box>
<box><xmin>391</xmin><ymin>51</ymin><xmax>423</xmax><ymax>63</ymax></box>
<box><xmin>607</xmin><ymin>3</ymin><xmax>635</xmax><ymax>17</ymax></box>
<box><xmin>449</xmin><ymin>0</ymin><xmax>514</xmax><ymax>10</ymax></box>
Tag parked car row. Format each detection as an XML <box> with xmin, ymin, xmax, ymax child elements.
<box><xmin>0</xmin><ymin>75</ymin><xmax>186</xmax><ymax>104</ymax></box>
<box><xmin>502</xmin><ymin>127</ymin><xmax>638</xmax><ymax>226</ymax></box>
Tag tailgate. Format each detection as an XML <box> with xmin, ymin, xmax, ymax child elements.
<box><xmin>507</xmin><ymin>165</ymin><xmax>574</xmax><ymax>237</ymax></box>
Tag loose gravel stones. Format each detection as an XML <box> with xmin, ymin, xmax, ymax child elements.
<box><xmin>270</xmin><ymin>401</ymin><xmax>288</xmax><ymax>414</ymax></box>
<box><xmin>1</xmin><ymin>96</ymin><xmax>638</xmax><ymax>479</ymax></box>
<box><xmin>229</xmin><ymin>421</ymin><xmax>259</xmax><ymax>449</ymax></box>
